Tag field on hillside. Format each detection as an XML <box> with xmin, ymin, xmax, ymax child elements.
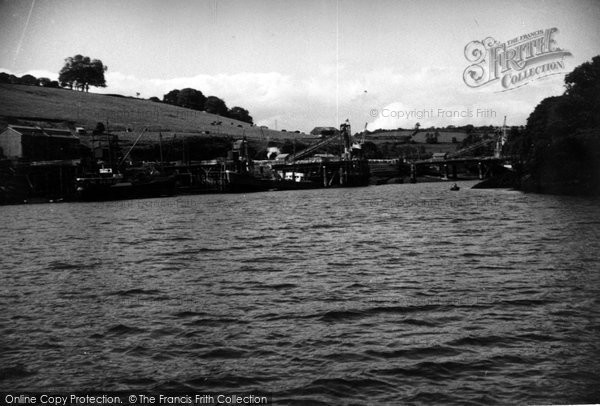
<box><xmin>0</xmin><ymin>84</ymin><xmax>306</xmax><ymax>141</ymax></box>
<box><xmin>367</xmin><ymin>129</ymin><xmax>469</xmax><ymax>144</ymax></box>
<box><xmin>365</xmin><ymin>129</ymin><xmax>468</xmax><ymax>157</ymax></box>
<box><xmin>0</xmin><ymin>84</ymin><xmax>475</xmax><ymax>158</ymax></box>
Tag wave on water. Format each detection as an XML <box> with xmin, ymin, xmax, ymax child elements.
<box><xmin>1</xmin><ymin>184</ymin><xmax>600</xmax><ymax>403</ymax></box>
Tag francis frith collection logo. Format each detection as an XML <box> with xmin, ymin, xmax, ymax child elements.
<box><xmin>463</xmin><ymin>28</ymin><xmax>572</xmax><ymax>91</ymax></box>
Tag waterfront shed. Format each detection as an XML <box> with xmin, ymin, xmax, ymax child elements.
<box><xmin>0</xmin><ymin>125</ymin><xmax>81</xmax><ymax>161</ymax></box>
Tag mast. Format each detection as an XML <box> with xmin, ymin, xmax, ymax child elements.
<box><xmin>340</xmin><ymin>119</ymin><xmax>351</xmax><ymax>160</ymax></box>
<box><xmin>158</xmin><ymin>131</ymin><xmax>164</xmax><ymax>170</ymax></box>
<box><xmin>119</xmin><ymin>127</ymin><xmax>148</xmax><ymax>166</ymax></box>
<box><xmin>495</xmin><ymin>116</ymin><xmax>507</xmax><ymax>158</ymax></box>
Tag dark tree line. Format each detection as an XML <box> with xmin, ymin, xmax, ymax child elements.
<box><xmin>0</xmin><ymin>72</ymin><xmax>60</xmax><ymax>88</ymax></box>
<box><xmin>160</xmin><ymin>88</ymin><xmax>253</xmax><ymax>125</ymax></box>
<box><xmin>1</xmin><ymin>53</ymin><xmax>108</xmax><ymax>92</ymax></box>
<box><xmin>504</xmin><ymin>55</ymin><xmax>600</xmax><ymax>195</ymax></box>
<box><xmin>368</xmin><ymin>124</ymin><xmax>497</xmax><ymax>134</ymax></box>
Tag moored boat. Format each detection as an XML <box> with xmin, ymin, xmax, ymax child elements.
<box><xmin>75</xmin><ymin>166</ymin><xmax>175</xmax><ymax>201</ymax></box>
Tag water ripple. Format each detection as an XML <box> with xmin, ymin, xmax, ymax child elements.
<box><xmin>1</xmin><ymin>183</ymin><xmax>600</xmax><ymax>404</ymax></box>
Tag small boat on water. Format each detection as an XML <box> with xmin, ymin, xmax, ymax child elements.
<box><xmin>450</xmin><ymin>183</ymin><xmax>460</xmax><ymax>191</ymax></box>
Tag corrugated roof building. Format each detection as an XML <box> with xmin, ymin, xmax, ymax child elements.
<box><xmin>0</xmin><ymin>125</ymin><xmax>81</xmax><ymax>161</ymax></box>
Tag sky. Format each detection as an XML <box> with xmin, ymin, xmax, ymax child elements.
<box><xmin>1</xmin><ymin>0</ymin><xmax>599</xmax><ymax>132</ymax></box>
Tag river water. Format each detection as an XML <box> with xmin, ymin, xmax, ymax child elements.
<box><xmin>1</xmin><ymin>181</ymin><xmax>600</xmax><ymax>404</ymax></box>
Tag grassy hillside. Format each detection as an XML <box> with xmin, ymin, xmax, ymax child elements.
<box><xmin>0</xmin><ymin>84</ymin><xmax>310</xmax><ymax>143</ymax></box>
<box><xmin>0</xmin><ymin>84</ymin><xmax>476</xmax><ymax>159</ymax></box>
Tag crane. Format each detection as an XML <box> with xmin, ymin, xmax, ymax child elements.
<box><xmin>284</xmin><ymin>120</ymin><xmax>356</xmax><ymax>163</ymax></box>
<box><xmin>284</xmin><ymin>132</ymin><xmax>341</xmax><ymax>162</ymax></box>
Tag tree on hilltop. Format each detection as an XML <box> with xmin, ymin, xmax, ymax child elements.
<box><xmin>204</xmin><ymin>96</ymin><xmax>228</xmax><ymax>116</ymax></box>
<box><xmin>37</xmin><ymin>77</ymin><xmax>51</xmax><ymax>87</ymax></box>
<box><xmin>228</xmin><ymin>106</ymin><xmax>253</xmax><ymax>124</ymax></box>
<box><xmin>161</xmin><ymin>88</ymin><xmax>253</xmax><ymax>121</ymax></box>
<box><xmin>19</xmin><ymin>74</ymin><xmax>38</xmax><ymax>86</ymax></box>
<box><xmin>163</xmin><ymin>89</ymin><xmax>180</xmax><ymax>105</ymax></box>
<box><xmin>59</xmin><ymin>55</ymin><xmax>107</xmax><ymax>92</ymax></box>
<box><xmin>177</xmin><ymin>88</ymin><xmax>206</xmax><ymax>111</ymax></box>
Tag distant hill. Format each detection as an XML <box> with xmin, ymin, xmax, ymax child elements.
<box><xmin>0</xmin><ymin>84</ymin><xmax>306</xmax><ymax>142</ymax></box>
<box><xmin>366</xmin><ymin>129</ymin><xmax>468</xmax><ymax>144</ymax></box>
